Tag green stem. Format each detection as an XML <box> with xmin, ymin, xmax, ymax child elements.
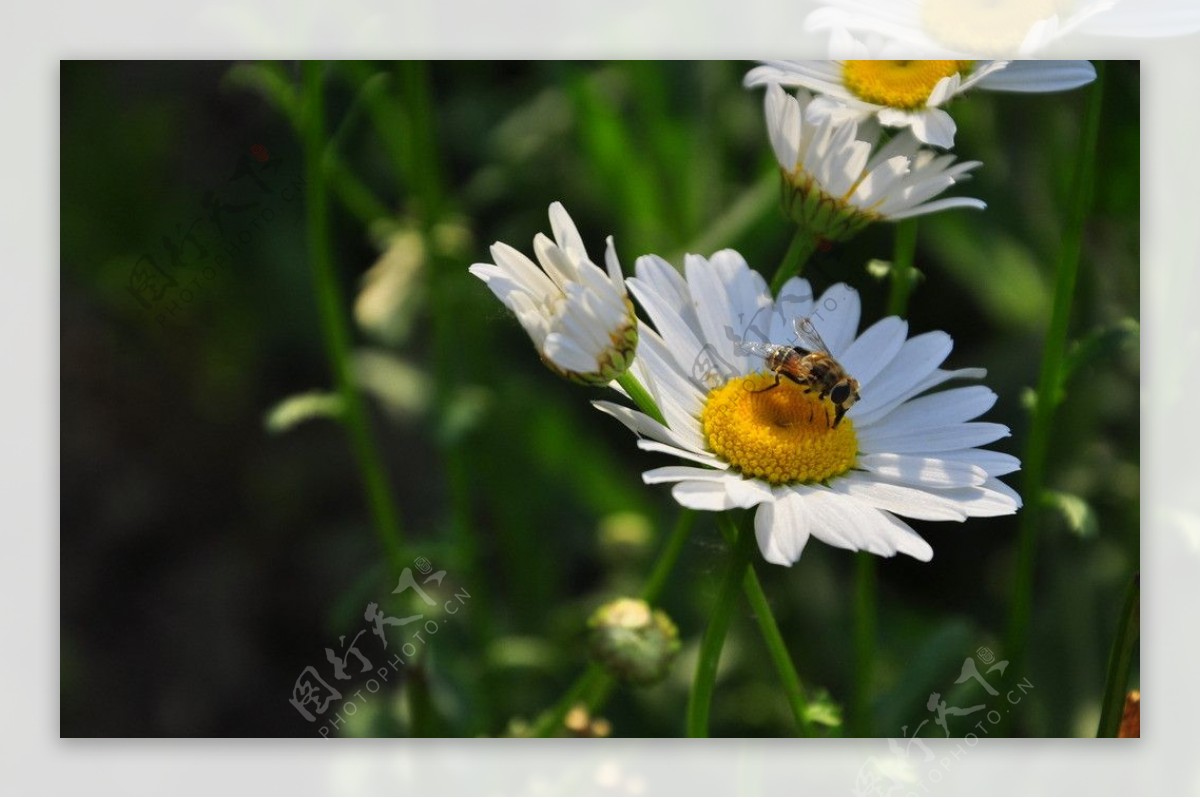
<box><xmin>528</xmin><ymin>508</ymin><xmax>693</xmax><ymax>737</ymax></box>
<box><xmin>769</xmin><ymin>228</ymin><xmax>821</xmax><ymax>295</ymax></box>
<box><xmin>642</xmin><ymin>510</ymin><xmax>697</xmax><ymax>605</ymax></box>
<box><xmin>301</xmin><ymin>61</ymin><xmax>406</xmax><ymax>572</ymax></box>
<box><xmin>851</xmin><ymin>552</ymin><xmax>877</xmax><ymax>737</ymax></box>
<box><xmin>1005</xmin><ymin>63</ymin><xmax>1105</xmax><ymax>682</ymax></box>
<box><xmin>849</xmin><ymin>217</ymin><xmax>918</xmax><ymax>737</ymax></box>
<box><xmin>715</xmin><ymin>515</ymin><xmax>815</xmax><ymax>737</ymax></box>
<box><xmin>530</xmin><ymin>663</ymin><xmax>613</xmax><ymax>738</ymax></box>
<box><xmin>886</xmin><ymin>218</ymin><xmax>919</xmax><ymax>317</ymax></box>
<box><xmin>616</xmin><ymin>370</ymin><xmax>667</xmax><ymax>426</ymax></box>
<box><xmin>396</xmin><ymin>61</ymin><xmax>499</xmax><ymax>732</ymax></box>
<box><xmin>687</xmin><ymin>515</ymin><xmax>756</xmax><ymax>737</ymax></box>
<box><xmin>1097</xmin><ymin>572</ymin><xmax>1140</xmax><ymax>737</ymax></box>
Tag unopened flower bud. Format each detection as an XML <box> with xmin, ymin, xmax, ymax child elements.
<box><xmin>587</xmin><ymin>598</ymin><xmax>680</xmax><ymax>686</ymax></box>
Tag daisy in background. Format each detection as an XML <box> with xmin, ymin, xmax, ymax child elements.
<box><xmin>470</xmin><ymin>203</ymin><xmax>638</xmax><ymax>386</ymax></box>
<box><xmin>596</xmin><ymin>252</ymin><xmax>1020</xmax><ymax>565</ymax></box>
<box><xmin>745</xmin><ymin>59</ymin><xmax>1096</xmax><ymax>149</ymax></box>
<box><xmin>804</xmin><ymin>0</ymin><xmax>1200</xmax><ymax>59</ymax></box>
<box><xmin>760</xmin><ymin>83</ymin><xmax>985</xmax><ymax>242</ymax></box>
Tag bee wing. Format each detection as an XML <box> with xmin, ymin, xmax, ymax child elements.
<box><xmin>733</xmin><ymin>338</ymin><xmax>779</xmax><ymax>359</ymax></box>
<box><xmin>791</xmin><ymin>316</ymin><xmax>833</xmax><ymax>355</ymax></box>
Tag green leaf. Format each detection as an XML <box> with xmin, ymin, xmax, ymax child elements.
<box><xmin>263</xmin><ymin>390</ymin><xmax>344</xmax><ymax>433</ymax></box>
<box><xmin>1043</xmin><ymin>489</ymin><xmax>1099</xmax><ymax>539</ymax></box>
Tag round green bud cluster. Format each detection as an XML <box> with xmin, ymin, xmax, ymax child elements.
<box><xmin>587</xmin><ymin>597</ymin><xmax>680</xmax><ymax>686</ymax></box>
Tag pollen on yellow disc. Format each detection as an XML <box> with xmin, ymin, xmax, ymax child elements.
<box><xmin>701</xmin><ymin>373</ymin><xmax>858</xmax><ymax>486</ymax></box>
<box><xmin>841</xmin><ymin>60</ymin><xmax>972</xmax><ymax>110</ymax></box>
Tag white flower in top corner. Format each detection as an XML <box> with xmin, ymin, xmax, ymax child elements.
<box><xmin>745</xmin><ymin>59</ymin><xmax>1096</xmax><ymax>148</ymax></box>
<box><xmin>596</xmin><ymin>252</ymin><xmax>1020</xmax><ymax>565</ymax></box>
<box><xmin>762</xmin><ymin>84</ymin><xmax>985</xmax><ymax>240</ymax></box>
<box><xmin>804</xmin><ymin>0</ymin><xmax>1200</xmax><ymax>59</ymax></box>
<box><xmin>470</xmin><ymin>203</ymin><xmax>637</xmax><ymax>385</ymax></box>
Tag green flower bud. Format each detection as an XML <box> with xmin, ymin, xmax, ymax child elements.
<box><xmin>587</xmin><ymin>598</ymin><xmax>680</xmax><ymax>686</ymax></box>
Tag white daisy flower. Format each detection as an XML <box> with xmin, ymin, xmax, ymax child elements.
<box><xmin>596</xmin><ymin>252</ymin><xmax>1021</xmax><ymax>565</ymax></box>
<box><xmin>804</xmin><ymin>0</ymin><xmax>1200</xmax><ymax>59</ymax></box>
<box><xmin>762</xmin><ymin>83</ymin><xmax>985</xmax><ymax>241</ymax></box>
<box><xmin>745</xmin><ymin>59</ymin><xmax>1096</xmax><ymax>149</ymax></box>
<box><xmin>470</xmin><ymin>202</ymin><xmax>638</xmax><ymax>385</ymax></box>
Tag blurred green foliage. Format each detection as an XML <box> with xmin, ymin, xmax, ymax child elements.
<box><xmin>61</xmin><ymin>61</ymin><xmax>1138</xmax><ymax>737</ymax></box>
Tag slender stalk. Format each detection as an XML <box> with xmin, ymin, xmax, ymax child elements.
<box><xmin>301</xmin><ymin>61</ymin><xmax>406</xmax><ymax>572</ymax></box>
<box><xmin>687</xmin><ymin>516</ymin><xmax>756</xmax><ymax>737</ymax></box>
<box><xmin>616</xmin><ymin>370</ymin><xmax>666</xmax><ymax>426</ymax></box>
<box><xmin>529</xmin><ymin>663</ymin><xmax>611</xmax><ymax>737</ymax></box>
<box><xmin>529</xmin><ymin>508</ymin><xmax>694</xmax><ymax>737</ymax></box>
<box><xmin>769</xmin><ymin>228</ymin><xmax>821</xmax><ymax>295</ymax></box>
<box><xmin>715</xmin><ymin>515</ymin><xmax>815</xmax><ymax>736</ymax></box>
<box><xmin>886</xmin><ymin>218</ymin><xmax>919</xmax><ymax>317</ymax></box>
<box><xmin>849</xmin><ymin>217</ymin><xmax>919</xmax><ymax>736</ymax></box>
<box><xmin>393</xmin><ymin>61</ymin><xmax>499</xmax><ymax>731</ymax></box>
<box><xmin>851</xmin><ymin>552</ymin><xmax>877</xmax><ymax>736</ymax></box>
<box><xmin>1097</xmin><ymin>573</ymin><xmax>1140</xmax><ymax>737</ymax></box>
<box><xmin>642</xmin><ymin>510</ymin><xmax>697</xmax><ymax>605</ymax></box>
<box><xmin>1005</xmin><ymin>63</ymin><xmax>1105</xmax><ymax>682</ymax></box>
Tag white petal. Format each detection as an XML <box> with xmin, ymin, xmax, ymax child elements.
<box><xmin>671</xmin><ymin>476</ymin><xmax>771</xmax><ymax>511</ymax></box>
<box><xmin>858</xmin><ymin>421</ymin><xmax>1011</xmax><ymax>454</ymax></box>
<box><xmin>754</xmin><ymin>488</ymin><xmax>812</xmax><ymax>566</ymax></box>
<box><xmin>849</xmin><ymin>331</ymin><xmax>953</xmax><ymax>419</ymax></box>
<box><xmin>685</xmin><ymin>251</ymin><xmax>766</xmax><ymax>375</ymax></box>
<box><xmin>637</xmin><ymin>439</ymin><xmax>728</xmax><ymax>469</ymax></box>
<box><xmin>801</xmin><ymin>487</ymin><xmax>929</xmax><ymax>558</ymax></box>
<box><xmin>766</xmin><ymin>83</ymin><xmax>802</xmax><ymax>170</ymax></box>
<box><xmin>592</xmin><ymin>400</ymin><xmax>696</xmax><ymax>453</ymax></box>
<box><xmin>886</xmin><ymin>197</ymin><xmax>987</xmax><ymax>221</ymax></box>
<box><xmin>838</xmin><ymin>317</ymin><xmax>908</xmax><ymax>386</ymax></box>
<box><xmin>924</xmin><ymin>448</ymin><xmax>1022</xmax><ymax>478</ymax></box>
<box><xmin>853</xmin><ymin>366</ymin><xmax>989</xmax><ymax>427</ymax></box>
<box><xmin>856</xmin><ymin>452</ymin><xmax>989</xmax><ymax>488</ymax></box>
<box><xmin>603</xmin><ymin>236</ymin><xmax>627</xmax><ymax>294</ymax></box>
<box><xmin>936</xmin><ymin>477</ymin><xmax>1023</xmax><ymax>517</ymax></box>
<box><xmin>543</xmin><ymin>333</ymin><xmax>596</xmax><ymax>373</ymax></box>
<box><xmin>767</xmin><ymin>277</ymin><xmax>817</xmax><ymax>343</ymax></box>
<box><xmin>832</xmin><ymin>474</ymin><xmax>970</xmax><ymax>521</ymax></box>
<box><xmin>485</xmin><ymin>242</ymin><xmax>558</xmax><ymax>298</ymax></box>
<box><xmin>806</xmin><ymin>282</ymin><xmax>861</xmax><ymax>356</ymax></box>
<box><xmin>746</xmin><ymin>60</ymin><xmax>853</xmax><ymax>99</ymax></box>
<box><xmin>547</xmin><ymin>201</ymin><xmax>589</xmax><ymax>265</ymax></box>
<box><xmin>908</xmin><ymin>108</ymin><xmax>957</xmax><ymax>149</ymax></box>
<box><xmin>627</xmin><ymin>273</ymin><xmax>712</xmax><ymax>382</ymax></box>
<box><xmin>976</xmin><ymin>60</ymin><xmax>1096</xmax><ymax>93</ymax></box>
<box><xmin>643</xmin><ymin>465</ymin><xmax>731</xmax><ymax>484</ymax></box>
<box><xmin>864</xmin><ymin>385</ymin><xmax>998</xmax><ymax>431</ymax></box>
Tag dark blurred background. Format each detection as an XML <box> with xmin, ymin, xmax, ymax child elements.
<box><xmin>60</xmin><ymin>61</ymin><xmax>1139</xmax><ymax>737</ymax></box>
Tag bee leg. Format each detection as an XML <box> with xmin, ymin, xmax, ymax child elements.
<box><xmin>750</xmin><ymin>372</ymin><xmax>783</xmax><ymax>393</ymax></box>
<box><xmin>832</xmin><ymin>405</ymin><xmax>846</xmax><ymax>428</ymax></box>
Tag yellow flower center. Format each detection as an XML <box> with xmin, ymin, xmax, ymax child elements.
<box><xmin>842</xmin><ymin>60</ymin><xmax>974</xmax><ymax>110</ymax></box>
<box><xmin>701</xmin><ymin>373</ymin><xmax>858</xmax><ymax>486</ymax></box>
